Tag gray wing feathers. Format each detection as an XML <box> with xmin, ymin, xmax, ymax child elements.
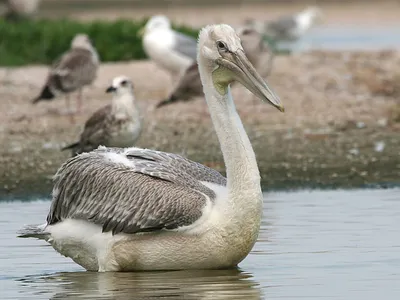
<box><xmin>171</xmin><ymin>62</ymin><xmax>203</xmax><ymax>99</ymax></box>
<box><xmin>124</xmin><ymin>148</ymin><xmax>226</xmax><ymax>186</ymax></box>
<box><xmin>49</xmin><ymin>48</ymin><xmax>98</xmax><ymax>93</ymax></box>
<box><xmin>47</xmin><ymin>147</ymin><xmax>225</xmax><ymax>235</ymax></box>
<box><xmin>173</xmin><ymin>32</ymin><xmax>197</xmax><ymax>60</ymax></box>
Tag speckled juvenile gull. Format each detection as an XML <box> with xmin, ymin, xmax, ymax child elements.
<box><xmin>18</xmin><ymin>24</ymin><xmax>284</xmax><ymax>272</ymax></box>
<box><xmin>62</xmin><ymin>76</ymin><xmax>142</xmax><ymax>157</ymax></box>
<box><xmin>156</xmin><ymin>26</ymin><xmax>275</xmax><ymax>108</ymax></box>
<box><xmin>31</xmin><ymin>33</ymin><xmax>99</xmax><ymax>115</ymax></box>
<box><xmin>141</xmin><ymin>15</ymin><xmax>197</xmax><ymax>78</ymax></box>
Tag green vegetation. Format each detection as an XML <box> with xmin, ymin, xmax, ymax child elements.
<box><xmin>0</xmin><ymin>18</ymin><xmax>199</xmax><ymax>66</ymax></box>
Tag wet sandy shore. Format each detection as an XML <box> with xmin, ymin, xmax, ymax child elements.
<box><xmin>1</xmin><ymin>49</ymin><xmax>399</xmax><ymax>197</ymax></box>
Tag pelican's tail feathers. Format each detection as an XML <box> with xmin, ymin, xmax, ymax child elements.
<box><xmin>17</xmin><ymin>223</ymin><xmax>49</xmax><ymax>240</ymax></box>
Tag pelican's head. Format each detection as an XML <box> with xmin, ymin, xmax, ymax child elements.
<box><xmin>71</xmin><ymin>33</ymin><xmax>94</xmax><ymax>51</ymax></box>
<box><xmin>139</xmin><ymin>15</ymin><xmax>171</xmax><ymax>37</ymax></box>
<box><xmin>198</xmin><ymin>24</ymin><xmax>284</xmax><ymax>112</ymax></box>
<box><xmin>106</xmin><ymin>76</ymin><xmax>134</xmax><ymax>96</ymax></box>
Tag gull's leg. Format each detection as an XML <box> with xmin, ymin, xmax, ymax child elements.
<box><xmin>64</xmin><ymin>94</ymin><xmax>75</xmax><ymax>123</ymax></box>
<box><xmin>65</xmin><ymin>94</ymin><xmax>71</xmax><ymax>112</ymax></box>
<box><xmin>76</xmin><ymin>88</ymin><xmax>83</xmax><ymax>114</ymax></box>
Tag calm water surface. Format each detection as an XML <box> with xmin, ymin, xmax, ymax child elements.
<box><xmin>1</xmin><ymin>189</ymin><xmax>399</xmax><ymax>299</ymax></box>
<box><xmin>303</xmin><ymin>26</ymin><xmax>400</xmax><ymax>50</ymax></box>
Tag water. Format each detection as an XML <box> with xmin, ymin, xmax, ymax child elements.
<box><xmin>284</xmin><ymin>25</ymin><xmax>400</xmax><ymax>51</ymax></box>
<box><xmin>1</xmin><ymin>189</ymin><xmax>399</xmax><ymax>299</ymax></box>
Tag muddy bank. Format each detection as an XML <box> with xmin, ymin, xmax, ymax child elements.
<box><xmin>0</xmin><ymin>50</ymin><xmax>399</xmax><ymax>198</ymax></box>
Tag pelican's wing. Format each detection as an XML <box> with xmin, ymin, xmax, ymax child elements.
<box><xmin>47</xmin><ymin>147</ymin><xmax>226</xmax><ymax>235</ymax></box>
<box><xmin>172</xmin><ymin>31</ymin><xmax>198</xmax><ymax>60</ymax></box>
<box><xmin>123</xmin><ymin>147</ymin><xmax>226</xmax><ymax>186</ymax></box>
<box><xmin>49</xmin><ymin>48</ymin><xmax>98</xmax><ymax>92</ymax></box>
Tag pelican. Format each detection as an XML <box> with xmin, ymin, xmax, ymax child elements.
<box><xmin>140</xmin><ymin>15</ymin><xmax>197</xmax><ymax>78</ymax></box>
<box><xmin>62</xmin><ymin>76</ymin><xmax>142</xmax><ymax>157</ymax></box>
<box><xmin>18</xmin><ymin>24</ymin><xmax>284</xmax><ymax>272</ymax></box>
<box><xmin>31</xmin><ymin>33</ymin><xmax>99</xmax><ymax>115</ymax></box>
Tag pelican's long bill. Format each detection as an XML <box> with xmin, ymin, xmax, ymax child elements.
<box><xmin>215</xmin><ymin>49</ymin><xmax>284</xmax><ymax>112</ymax></box>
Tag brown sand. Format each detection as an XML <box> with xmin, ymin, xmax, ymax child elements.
<box><xmin>1</xmin><ymin>49</ymin><xmax>399</xmax><ymax>197</ymax></box>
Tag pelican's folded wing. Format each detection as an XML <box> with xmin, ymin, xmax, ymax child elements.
<box><xmin>47</xmin><ymin>147</ymin><xmax>224</xmax><ymax>235</ymax></box>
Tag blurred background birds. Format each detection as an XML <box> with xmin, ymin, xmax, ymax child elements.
<box><xmin>1</xmin><ymin>0</ymin><xmax>41</xmax><ymax>20</ymax></box>
<box><xmin>245</xmin><ymin>6</ymin><xmax>324</xmax><ymax>52</ymax></box>
<box><xmin>31</xmin><ymin>33</ymin><xmax>99</xmax><ymax>117</ymax></box>
<box><xmin>140</xmin><ymin>15</ymin><xmax>197</xmax><ymax>80</ymax></box>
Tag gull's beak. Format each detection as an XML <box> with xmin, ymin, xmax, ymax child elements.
<box><xmin>106</xmin><ymin>86</ymin><xmax>117</xmax><ymax>93</ymax></box>
<box><xmin>137</xmin><ymin>27</ymin><xmax>145</xmax><ymax>38</ymax></box>
<box><xmin>215</xmin><ymin>49</ymin><xmax>284</xmax><ymax>112</ymax></box>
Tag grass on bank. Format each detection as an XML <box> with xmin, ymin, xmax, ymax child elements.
<box><xmin>0</xmin><ymin>17</ymin><xmax>283</xmax><ymax>67</ymax></box>
<box><xmin>0</xmin><ymin>18</ymin><xmax>199</xmax><ymax>66</ymax></box>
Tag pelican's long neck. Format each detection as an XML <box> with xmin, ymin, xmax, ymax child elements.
<box><xmin>199</xmin><ymin>64</ymin><xmax>261</xmax><ymax>197</ymax></box>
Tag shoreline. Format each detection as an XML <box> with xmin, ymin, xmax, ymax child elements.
<box><xmin>1</xmin><ymin>50</ymin><xmax>399</xmax><ymax>198</ymax></box>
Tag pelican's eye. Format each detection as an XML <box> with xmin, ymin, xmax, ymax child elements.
<box><xmin>217</xmin><ymin>41</ymin><xmax>227</xmax><ymax>51</ymax></box>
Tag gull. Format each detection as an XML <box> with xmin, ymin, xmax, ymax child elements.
<box><xmin>31</xmin><ymin>33</ymin><xmax>99</xmax><ymax>115</ymax></box>
<box><xmin>156</xmin><ymin>26</ymin><xmax>274</xmax><ymax>108</ymax></box>
<box><xmin>245</xmin><ymin>6</ymin><xmax>323</xmax><ymax>51</ymax></box>
<box><xmin>2</xmin><ymin>0</ymin><xmax>41</xmax><ymax>20</ymax></box>
<box><xmin>140</xmin><ymin>15</ymin><xmax>197</xmax><ymax>78</ymax></box>
<box><xmin>18</xmin><ymin>24</ymin><xmax>284</xmax><ymax>272</ymax></box>
<box><xmin>265</xmin><ymin>6</ymin><xmax>323</xmax><ymax>41</ymax></box>
<box><xmin>62</xmin><ymin>76</ymin><xmax>142</xmax><ymax>157</ymax></box>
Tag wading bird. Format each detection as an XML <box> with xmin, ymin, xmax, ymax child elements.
<box><xmin>18</xmin><ymin>24</ymin><xmax>284</xmax><ymax>272</ymax></box>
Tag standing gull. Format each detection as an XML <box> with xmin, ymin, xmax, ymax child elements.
<box><xmin>31</xmin><ymin>33</ymin><xmax>99</xmax><ymax>115</ymax></box>
<box><xmin>245</xmin><ymin>6</ymin><xmax>323</xmax><ymax>51</ymax></box>
<box><xmin>18</xmin><ymin>24</ymin><xmax>284</xmax><ymax>272</ymax></box>
<box><xmin>62</xmin><ymin>76</ymin><xmax>142</xmax><ymax>157</ymax></box>
<box><xmin>2</xmin><ymin>0</ymin><xmax>41</xmax><ymax>20</ymax></box>
<box><xmin>156</xmin><ymin>26</ymin><xmax>274</xmax><ymax>108</ymax></box>
<box><xmin>140</xmin><ymin>15</ymin><xmax>197</xmax><ymax>78</ymax></box>
<box><xmin>266</xmin><ymin>6</ymin><xmax>323</xmax><ymax>41</ymax></box>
